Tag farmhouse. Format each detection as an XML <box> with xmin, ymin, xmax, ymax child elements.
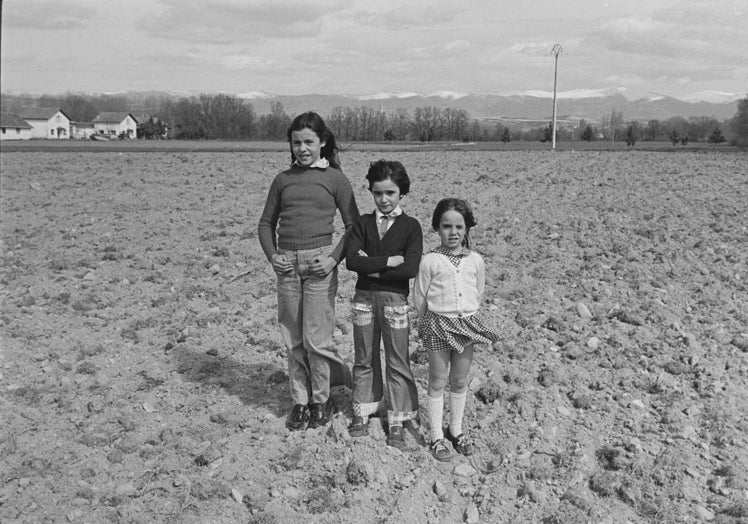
<box><xmin>70</xmin><ymin>122</ymin><xmax>97</xmax><ymax>140</ymax></box>
<box><xmin>93</xmin><ymin>112</ymin><xmax>138</xmax><ymax>139</ymax></box>
<box><xmin>19</xmin><ymin>107</ymin><xmax>71</xmax><ymax>139</ymax></box>
<box><xmin>0</xmin><ymin>113</ymin><xmax>33</xmax><ymax>140</ymax></box>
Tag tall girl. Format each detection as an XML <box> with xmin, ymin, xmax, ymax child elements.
<box><xmin>413</xmin><ymin>198</ymin><xmax>500</xmax><ymax>461</ymax></box>
<box><xmin>258</xmin><ymin>112</ymin><xmax>359</xmax><ymax>431</ymax></box>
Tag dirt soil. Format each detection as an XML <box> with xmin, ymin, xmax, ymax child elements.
<box><xmin>1</xmin><ymin>149</ymin><xmax>747</xmax><ymax>523</ymax></box>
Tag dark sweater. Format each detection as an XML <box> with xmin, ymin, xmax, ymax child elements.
<box><xmin>345</xmin><ymin>211</ymin><xmax>423</xmax><ymax>295</ymax></box>
<box><xmin>257</xmin><ymin>165</ymin><xmax>359</xmax><ymax>262</ymax></box>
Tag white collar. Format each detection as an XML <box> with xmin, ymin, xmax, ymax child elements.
<box><xmin>294</xmin><ymin>157</ymin><xmax>329</xmax><ymax>169</ymax></box>
<box><xmin>376</xmin><ymin>206</ymin><xmax>402</xmax><ymax>220</ymax></box>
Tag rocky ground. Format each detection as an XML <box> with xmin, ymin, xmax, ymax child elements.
<box><xmin>1</xmin><ymin>148</ymin><xmax>747</xmax><ymax>523</ymax></box>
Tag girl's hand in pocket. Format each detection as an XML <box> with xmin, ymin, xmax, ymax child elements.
<box><xmin>311</xmin><ymin>256</ymin><xmax>336</xmax><ymax>276</ymax></box>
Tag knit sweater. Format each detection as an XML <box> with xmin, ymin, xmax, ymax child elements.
<box><xmin>345</xmin><ymin>211</ymin><xmax>423</xmax><ymax>295</ymax></box>
<box><xmin>257</xmin><ymin>165</ymin><xmax>359</xmax><ymax>262</ymax></box>
<box><xmin>413</xmin><ymin>250</ymin><xmax>486</xmax><ymax>318</ymax></box>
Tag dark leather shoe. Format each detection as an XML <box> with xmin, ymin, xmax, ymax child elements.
<box><xmin>308</xmin><ymin>399</ymin><xmax>333</xmax><ymax>429</ymax></box>
<box><xmin>386</xmin><ymin>425</ymin><xmax>407</xmax><ymax>450</ymax></box>
<box><xmin>348</xmin><ymin>416</ymin><xmax>369</xmax><ymax>437</ymax></box>
<box><xmin>285</xmin><ymin>404</ymin><xmax>308</xmax><ymax>431</ymax></box>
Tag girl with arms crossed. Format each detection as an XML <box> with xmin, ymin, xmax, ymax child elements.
<box><xmin>345</xmin><ymin>160</ymin><xmax>422</xmax><ymax>449</ymax></box>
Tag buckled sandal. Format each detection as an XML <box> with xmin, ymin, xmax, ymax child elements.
<box><xmin>445</xmin><ymin>427</ymin><xmax>474</xmax><ymax>456</ymax></box>
<box><xmin>430</xmin><ymin>438</ymin><xmax>452</xmax><ymax>462</ymax></box>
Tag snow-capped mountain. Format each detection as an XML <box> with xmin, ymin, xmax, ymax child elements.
<box><xmin>237</xmin><ymin>91</ymin><xmax>274</xmax><ymax>100</ymax></box>
<box><xmin>242</xmin><ymin>88</ymin><xmax>742</xmax><ymax>121</ymax></box>
<box><xmin>79</xmin><ymin>88</ymin><xmax>743</xmax><ymax>121</ymax></box>
<box><xmin>680</xmin><ymin>91</ymin><xmax>744</xmax><ymax>104</ymax></box>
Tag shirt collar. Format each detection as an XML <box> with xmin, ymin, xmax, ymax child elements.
<box><xmin>434</xmin><ymin>245</ymin><xmax>469</xmax><ymax>257</ymax></box>
<box><xmin>376</xmin><ymin>206</ymin><xmax>402</xmax><ymax>220</ymax></box>
<box><xmin>294</xmin><ymin>157</ymin><xmax>329</xmax><ymax>169</ymax></box>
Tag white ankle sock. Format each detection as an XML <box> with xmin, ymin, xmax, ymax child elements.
<box><xmin>449</xmin><ymin>391</ymin><xmax>467</xmax><ymax>436</ymax></box>
<box><xmin>427</xmin><ymin>395</ymin><xmax>444</xmax><ymax>442</ymax></box>
<box><xmin>357</xmin><ymin>399</ymin><xmax>383</xmax><ymax>420</ymax></box>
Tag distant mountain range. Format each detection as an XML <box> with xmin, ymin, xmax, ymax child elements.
<box><xmin>230</xmin><ymin>87</ymin><xmax>742</xmax><ymax>123</ymax></box>
<box><xmin>54</xmin><ymin>87</ymin><xmax>744</xmax><ymax>123</ymax></box>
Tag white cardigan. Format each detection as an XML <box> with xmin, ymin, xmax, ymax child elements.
<box><xmin>413</xmin><ymin>250</ymin><xmax>485</xmax><ymax>318</ymax></box>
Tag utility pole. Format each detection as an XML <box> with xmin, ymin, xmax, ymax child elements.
<box><xmin>551</xmin><ymin>44</ymin><xmax>562</xmax><ymax>151</ymax></box>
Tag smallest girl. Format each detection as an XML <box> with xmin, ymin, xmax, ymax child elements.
<box><xmin>413</xmin><ymin>198</ymin><xmax>500</xmax><ymax>461</ymax></box>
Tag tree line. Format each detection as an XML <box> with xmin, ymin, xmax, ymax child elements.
<box><xmin>2</xmin><ymin>91</ymin><xmax>746</xmax><ymax>145</ymax></box>
<box><xmin>569</xmin><ymin>111</ymin><xmax>735</xmax><ymax>145</ymax></box>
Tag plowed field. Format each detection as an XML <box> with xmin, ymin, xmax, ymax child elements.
<box><xmin>1</xmin><ymin>149</ymin><xmax>747</xmax><ymax>523</ymax></box>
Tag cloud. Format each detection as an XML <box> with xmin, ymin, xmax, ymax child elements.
<box><xmin>219</xmin><ymin>54</ymin><xmax>277</xmax><ymax>70</ymax></box>
<box><xmin>583</xmin><ymin>16</ymin><xmax>682</xmax><ymax>58</ymax></box>
<box><xmin>140</xmin><ymin>0</ymin><xmax>347</xmax><ymax>45</ymax></box>
<box><xmin>409</xmin><ymin>39</ymin><xmax>476</xmax><ymax>59</ymax></box>
<box><xmin>349</xmin><ymin>3</ymin><xmax>462</xmax><ymax>30</ymax></box>
<box><xmin>506</xmin><ymin>42</ymin><xmax>557</xmax><ymax>56</ymax></box>
<box><xmin>3</xmin><ymin>1</ymin><xmax>96</xmax><ymax>30</ymax></box>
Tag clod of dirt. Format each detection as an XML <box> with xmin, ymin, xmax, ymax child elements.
<box><xmin>209</xmin><ymin>413</ymin><xmax>228</xmax><ymax>424</ymax></box>
<box><xmin>194</xmin><ymin>446</ymin><xmax>222</xmax><ymax>466</ymax></box>
<box><xmin>410</xmin><ymin>349</ymin><xmax>429</xmax><ymax>365</ymax></box>
<box><xmin>730</xmin><ymin>336</ymin><xmax>748</xmax><ymax>352</ymax></box>
<box><xmin>595</xmin><ymin>444</ymin><xmax>632</xmax><ymax>471</ymax></box>
<box><xmin>433</xmin><ymin>480</ymin><xmax>449</xmax><ymax>501</ymax></box>
<box><xmin>561</xmin><ymin>487</ymin><xmax>593</xmax><ymax>513</ymax></box>
<box><xmin>568</xmin><ymin>391</ymin><xmax>595</xmax><ymax>410</ymax></box>
<box><xmin>475</xmin><ymin>381</ymin><xmax>503</xmax><ymax>403</ymax></box>
<box><xmin>542</xmin><ymin>316</ymin><xmax>563</xmax><ymax>332</ymax></box>
<box><xmin>662</xmin><ymin>360</ymin><xmax>691</xmax><ymax>375</ymax></box>
<box><xmin>538</xmin><ymin>367</ymin><xmax>565</xmax><ymax>387</ymax></box>
<box><xmin>518</xmin><ymin>480</ymin><xmax>543</xmax><ymax>502</ymax></box>
<box><xmin>588</xmin><ymin>470</ymin><xmax>627</xmax><ymax>497</ymax></box>
<box><xmin>346</xmin><ymin>460</ymin><xmax>371</xmax><ymax>485</ymax></box>
<box><xmin>608</xmin><ymin>309</ymin><xmax>644</xmax><ymax>326</ymax></box>
<box><xmin>719</xmin><ymin>501</ymin><xmax>748</xmax><ymax>518</ymax></box>
<box><xmin>267</xmin><ymin>370</ymin><xmax>287</xmax><ymax>384</ymax></box>
<box><xmin>189</xmin><ymin>478</ymin><xmax>230</xmax><ymax>500</ymax></box>
<box><xmin>576</xmin><ymin>302</ymin><xmax>593</xmax><ymax>319</ymax></box>
<box><xmin>464</xmin><ymin>503</ymin><xmax>480</xmax><ymax>524</ymax></box>
<box><xmin>453</xmin><ymin>463</ymin><xmax>477</xmax><ymax>477</ymax></box>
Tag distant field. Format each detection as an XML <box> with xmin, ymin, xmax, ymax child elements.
<box><xmin>0</xmin><ymin>138</ymin><xmax>738</xmax><ymax>153</ymax></box>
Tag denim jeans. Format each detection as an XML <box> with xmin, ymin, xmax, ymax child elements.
<box><xmin>351</xmin><ymin>289</ymin><xmax>418</xmax><ymax>424</ymax></box>
<box><xmin>276</xmin><ymin>247</ymin><xmax>351</xmax><ymax>405</ymax></box>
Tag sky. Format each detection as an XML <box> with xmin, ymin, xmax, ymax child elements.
<box><xmin>1</xmin><ymin>0</ymin><xmax>747</xmax><ymax>101</ymax></box>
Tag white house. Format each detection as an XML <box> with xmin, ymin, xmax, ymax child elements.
<box><xmin>19</xmin><ymin>107</ymin><xmax>71</xmax><ymax>139</ymax></box>
<box><xmin>93</xmin><ymin>112</ymin><xmax>138</xmax><ymax>139</ymax></box>
<box><xmin>0</xmin><ymin>113</ymin><xmax>33</xmax><ymax>140</ymax></box>
<box><xmin>71</xmin><ymin>121</ymin><xmax>97</xmax><ymax>140</ymax></box>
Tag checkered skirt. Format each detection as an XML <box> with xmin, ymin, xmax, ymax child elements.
<box><xmin>419</xmin><ymin>309</ymin><xmax>500</xmax><ymax>353</ymax></box>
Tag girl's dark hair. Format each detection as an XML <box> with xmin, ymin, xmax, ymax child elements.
<box><xmin>287</xmin><ymin>111</ymin><xmax>341</xmax><ymax>169</ymax></box>
<box><xmin>431</xmin><ymin>198</ymin><xmax>477</xmax><ymax>248</ymax></box>
<box><xmin>365</xmin><ymin>159</ymin><xmax>410</xmax><ymax>195</ymax></box>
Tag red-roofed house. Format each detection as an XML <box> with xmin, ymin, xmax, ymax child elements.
<box><xmin>93</xmin><ymin>112</ymin><xmax>138</xmax><ymax>139</ymax></box>
<box><xmin>19</xmin><ymin>107</ymin><xmax>71</xmax><ymax>139</ymax></box>
<box><xmin>0</xmin><ymin>113</ymin><xmax>33</xmax><ymax>140</ymax></box>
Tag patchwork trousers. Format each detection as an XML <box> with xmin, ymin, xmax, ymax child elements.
<box><xmin>351</xmin><ymin>289</ymin><xmax>418</xmax><ymax>425</ymax></box>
